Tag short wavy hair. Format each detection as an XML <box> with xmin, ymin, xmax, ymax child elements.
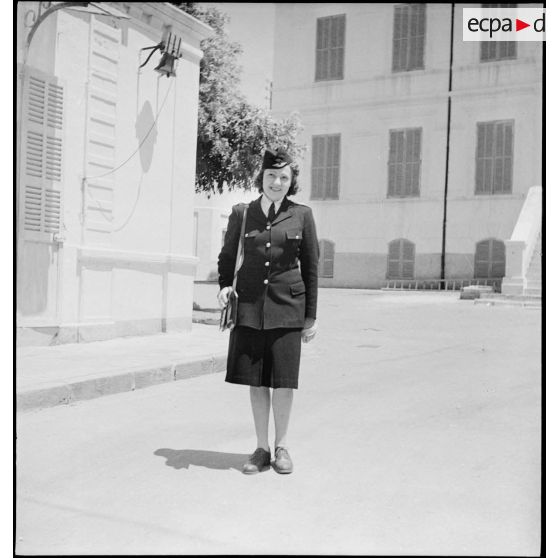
<box><xmin>254</xmin><ymin>163</ymin><xmax>300</xmax><ymax>196</ymax></box>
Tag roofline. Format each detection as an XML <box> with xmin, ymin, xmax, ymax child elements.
<box><xmin>137</xmin><ymin>2</ymin><xmax>214</xmax><ymax>42</ymax></box>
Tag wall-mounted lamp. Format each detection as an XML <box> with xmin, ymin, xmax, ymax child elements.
<box><xmin>139</xmin><ymin>33</ymin><xmax>182</xmax><ymax>78</ymax></box>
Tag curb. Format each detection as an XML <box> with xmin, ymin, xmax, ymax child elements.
<box><xmin>17</xmin><ymin>354</ymin><xmax>228</xmax><ymax>413</ymax></box>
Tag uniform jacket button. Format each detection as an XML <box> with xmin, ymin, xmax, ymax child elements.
<box><xmin>264</xmin><ymin>279</ymin><xmax>269</xmax><ymax>285</ymax></box>
<box><xmin>266</xmin><ymin>225</ymin><xmax>271</xmax><ymax>230</ymax></box>
<box><xmin>266</xmin><ymin>242</ymin><xmax>271</xmax><ymax>248</ymax></box>
<box><xmin>265</xmin><ymin>261</ymin><xmax>270</xmax><ymax>267</ymax></box>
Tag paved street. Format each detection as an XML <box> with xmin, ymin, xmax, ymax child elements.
<box><xmin>16</xmin><ymin>289</ymin><xmax>541</xmax><ymax>555</ymax></box>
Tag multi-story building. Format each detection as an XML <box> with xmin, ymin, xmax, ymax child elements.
<box><xmin>271</xmin><ymin>3</ymin><xmax>543</xmax><ymax>290</ymax></box>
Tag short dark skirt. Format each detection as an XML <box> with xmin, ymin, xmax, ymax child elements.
<box><xmin>226</xmin><ymin>326</ymin><xmax>302</xmax><ymax>389</ymax></box>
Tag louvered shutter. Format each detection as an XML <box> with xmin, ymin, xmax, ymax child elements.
<box><xmin>315</xmin><ymin>18</ymin><xmax>326</xmax><ymax>81</ymax></box>
<box><xmin>476</xmin><ymin>123</ymin><xmax>488</xmax><ymax>194</ymax></box>
<box><xmin>476</xmin><ymin>120</ymin><xmax>513</xmax><ymax>194</ymax></box>
<box><xmin>490</xmin><ymin>240</ymin><xmax>506</xmax><ymax>277</ymax></box>
<box><xmin>401</xmin><ymin>240</ymin><xmax>415</xmax><ymax>278</ymax></box>
<box><xmin>316</xmin><ymin>15</ymin><xmax>345</xmax><ymax>81</ymax></box>
<box><xmin>474</xmin><ymin>240</ymin><xmax>490</xmax><ymax>277</ymax></box>
<box><xmin>409</xmin><ymin>4</ymin><xmax>425</xmax><ymax>70</ymax></box>
<box><xmin>393</xmin><ymin>4</ymin><xmax>425</xmax><ymax>72</ymax></box>
<box><xmin>311</xmin><ymin>136</ymin><xmax>325</xmax><ymax>199</ymax></box>
<box><xmin>476</xmin><ymin>122</ymin><xmax>493</xmax><ymax>194</ymax></box>
<box><xmin>392</xmin><ymin>5</ymin><xmax>407</xmax><ymax>71</ymax></box>
<box><xmin>493</xmin><ymin>122</ymin><xmax>505</xmax><ymax>193</ymax></box>
<box><xmin>387</xmin><ymin>240</ymin><xmax>401</xmax><ymax>278</ymax></box>
<box><xmin>312</xmin><ymin>135</ymin><xmax>340</xmax><ymax>200</ymax></box>
<box><xmin>387</xmin><ymin>132</ymin><xmax>398</xmax><ymax>196</ymax></box>
<box><xmin>410</xmin><ymin>128</ymin><xmax>421</xmax><ymax>196</ymax></box>
<box><xmin>388</xmin><ymin>130</ymin><xmax>404</xmax><ymax>196</ymax></box>
<box><xmin>475</xmin><ymin>239</ymin><xmax>506</xmax><ymax>278</ymax></box>
<box><xmin>20</xmin><ymin>68</ymin><xmax>64</xmax><ymax>239</ymax></box>
<box><xmin>328</xmin><ymin>135</ymin><xmax>340</xmax><ymax>199</ymax></box>
<box><xmin>331</xmin><ymin>15</ymin><xmax>345</xmax><ymax>80</ymax></box>
<box><xmin>388</xmin><ymin>129</ymin><xmax>421</xmax><ymax>197</ymax></box>
<box><xmin>319</xmin><ymin>240</ymin><xmax>335</xmax><ymax>278</ymax></box>
<box><xmin>387</xmin><ymin>239</ymin><xmax>415</xmax><ymax>279</ymax></box>
<box><xmin>482</xmin><ymin>0</ymin><xmax>519</xmax><ymax>61</ymax></box>
<box><xmin>501</xmin><ymin>41</ymin><xmax>516</xmax><ymax>59</ymax></box>
<box><xmin>503</xmin><ymin>121</ymin><xmax>513</xmax><ymax>192</ymax></box>
<box><xmin>480</xmin><ymin>41</ymin><xmax>496</xmax><ymax>61</ymax></box>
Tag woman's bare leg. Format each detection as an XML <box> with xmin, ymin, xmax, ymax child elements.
<box><xmin>249</xmin><ymin>386</ymin><xmax>271</xmax><ymax>450</ymax></box>
<box><xmin>272</xmin><ymin>388</ymin><xmax>293</xmax><ymax>449</ymax></box>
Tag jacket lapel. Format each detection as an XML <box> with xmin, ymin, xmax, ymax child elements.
<box><xmin>248</xmin><ymin>196</ymin><xmax>268</xmax><ymax>226</ymax></box>
<box><xmin>272</xmin><ymin>198</ymin><xmax>294</xmax><ymax>225</ymax></box>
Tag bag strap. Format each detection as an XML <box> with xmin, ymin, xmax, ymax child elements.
<box><xmin>231</xmin><ymin>205</ymin><xmax>248</xmax><ymax>293</ymax></box>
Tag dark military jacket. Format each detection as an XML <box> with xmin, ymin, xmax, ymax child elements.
<box><xmin>218</xmin><ymin>196</ymin><xmax>319</xmax><ymax>330</ymax></box>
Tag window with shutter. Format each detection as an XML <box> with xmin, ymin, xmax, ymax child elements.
<box><xmin>318</xmin><ymin>240</ymin><xmax>335</xmax><ymax>278</ymax></box>
<box><xmin>392</xmin><ymin>4</ymin><xmax>426</xmax><ymax>72</ymax></box>
<box><xmin>480</xmin><ymin>4</ymin><xmax>517</xmax><ymax>61</ymax></box>
<box><xmin>474</xmin><ymin>239</ymin><xmax>506</xmax><ymax>278</ymax></box>
<box><xmin>387</xmin><ymin>128</ymin><xmax>421</xmax><ymax>198</ymax></box>
<box><xmin>475</xmin><ymin>120</ymin><xmax>513</xmax><ymax>195</ymax></box>
<box><xmin>315</xmin><ymin>14</ymin><xmax>346</xmax><ymax>81</ymax></box>
<box><xmin>311</xmin><ymin>134</ymin><xmax>341</xmax><ymax>200</ymax></box>
<box><xmin>480</xmin><ymin>40</ymin><xmax>516</xmax><ymax>61</ymax></box>
<box><xmin>387</xmin><ymin>239</ymin><xmax>415</xmax><ymax>279</ymax></box>
<box><xmin>20</xmin><ymin>69</ymin><xmax>64</xmax><ymax>238</ymax></box>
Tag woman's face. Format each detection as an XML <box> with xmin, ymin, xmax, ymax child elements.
<box><xmin>262</xmin><ymin>165</ymin><xmax>292</xmax><ymax>203</ymax></box>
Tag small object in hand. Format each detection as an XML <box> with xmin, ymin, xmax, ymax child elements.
<box><xmin>219</xmin><ymin>289</ymin><xmax>238</xmax><ymax>331</ymax></box>
<box><xmin>301</xmin><ymin>321</ymin><xmax>317</xmax><ymax>343</ymax></box>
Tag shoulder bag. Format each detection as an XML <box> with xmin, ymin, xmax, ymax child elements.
<box><xmin>219</xmin><ymin>205</ymin><xmax>248</xmax><ymax>331</ymax></box>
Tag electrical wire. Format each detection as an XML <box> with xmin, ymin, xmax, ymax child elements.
<box><xmin>82</xmin><ymin>78</ymin><xmax>175</xmax><ymax>182</ymax></box>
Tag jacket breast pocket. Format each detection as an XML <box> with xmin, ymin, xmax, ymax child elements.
<box><xmin>289</xmin><ymin>280</ymin><xmax>306</xmax><ymax>297</ymax></box>
<box><xmin>286</xmin><ymin>229</ymin><xmax>303</xmax><ymax>242</ymax></box>
<box><xmin>243</xmin><ymin>230</ymin><xmax>260</xmax><ymax>250</ymax></box>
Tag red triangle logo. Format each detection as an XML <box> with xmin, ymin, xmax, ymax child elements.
<box><xmin>516</xmin><ymin>19</ymin><xmax>530</xmax><ymax>31</ymax></box>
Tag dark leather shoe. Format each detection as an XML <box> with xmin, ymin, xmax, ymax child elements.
<box><xmin>242</xmin><ymin>448</ymin><xmax>271</xmax><ymax>474</ymax></box>
<box><xmin>274</xmin><ymin>447</ymin><xmax>293</xmax><ymax>474</ymax></box>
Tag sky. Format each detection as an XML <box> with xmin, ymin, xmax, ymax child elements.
<box><xmin>195</xmin><ymin>3</ymin><xmax>277</xmax><ymax>206</ymax></box>
<box><xmin>207</xmin><ymin>2</ymin><xmax>276</xmax><ymax>108</ymax></box>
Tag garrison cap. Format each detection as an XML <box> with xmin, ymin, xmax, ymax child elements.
<box><xmin>262</xmin><ymin>148</ymin><xmax>293</xmax><ymax>170</ymax></box>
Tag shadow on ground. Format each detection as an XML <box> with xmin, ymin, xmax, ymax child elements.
<box><xmin>154</xmin><ymin>448</ymin><xmax>247</xmax><ymax>472</ymax></box>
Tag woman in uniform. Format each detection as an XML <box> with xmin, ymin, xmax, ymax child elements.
<box><xmin>217</xmin><ymin>147</ymin><xmax>319</xmax><ymax>475</ymax></box>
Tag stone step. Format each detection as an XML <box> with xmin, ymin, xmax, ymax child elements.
<box><xmin>474</xmin><ymin>297</ymin><xmax>541</xmax><ymax>308</ymax></box>
<box><xmin>479</xmin><ymin>292</ymin><xmax>541</xmax><ymax>302</ymax></box>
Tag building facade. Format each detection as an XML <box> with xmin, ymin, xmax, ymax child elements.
<box><xmin>271</xmin><ymin>3</ymin><xmax>543</xmax><ymax>289</ymax></box>
<box><xmin>16</xmin><ymin>2</ymin><xmax>212</xmax><ymax>345</ymax></box>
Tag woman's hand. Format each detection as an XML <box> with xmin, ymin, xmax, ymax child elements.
<box><xmin>217</xmin><ymin>286</ymin><xmax>233</xmax><ymax>309</ymax></box>
<box><xmin>301</xmin><ymin>318</ymin><xmax>317</xmax><ymax>343</ymax></box>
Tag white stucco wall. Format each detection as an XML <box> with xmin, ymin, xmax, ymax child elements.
<box><xmin>194</xmin><ymin>188</ymin><xmax>258</xmax><ymax>282</ymax></box>
<box><xmin>17</xmin><ymin>3</ymin><xmax>212</xmax><ymax>344</ymax></box>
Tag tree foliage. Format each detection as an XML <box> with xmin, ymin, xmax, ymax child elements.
<box><xmin>173</xmin><ymin>2</ymin><xmax>305</xmax><ymax>194</ymax></box>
